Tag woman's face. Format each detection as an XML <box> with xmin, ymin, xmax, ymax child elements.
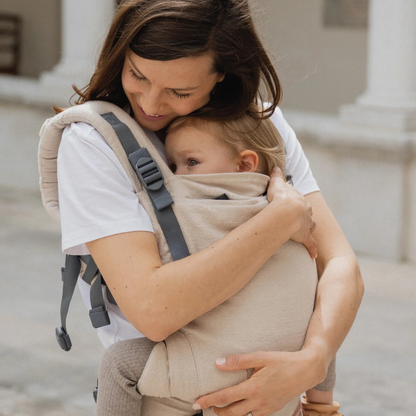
<box><xmin>121</xmin><ymin>50</ymin><xmax>224</xmax><ymax>131</ymax></box>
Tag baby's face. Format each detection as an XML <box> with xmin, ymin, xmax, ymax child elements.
<box><xmin>165</xmin><ymin>125</ymin><xmax>239</xmax><ymax>175</ymax></box>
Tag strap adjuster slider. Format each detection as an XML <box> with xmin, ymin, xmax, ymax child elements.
<box><xmin>135</xmin><ymin>157</ymin><xmax>163</xmax><ymax>191</ymax></box>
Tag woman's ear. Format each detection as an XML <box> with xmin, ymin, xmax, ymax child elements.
<box><xmin>238</xmin><ymin>150</ymin><xmax>259</xmax><ymax>173</ymax></box>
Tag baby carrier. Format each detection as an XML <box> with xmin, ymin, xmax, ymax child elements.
<box><xmin>39</xmin><ymin>101</ymin><xmax>323</xmax><ymax>416</ymax></box>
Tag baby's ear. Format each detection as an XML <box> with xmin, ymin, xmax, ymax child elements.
<box><xmin>238</xmin><ymin>150</ymin><xmax>259</xmax><ymax>173</ymax></box>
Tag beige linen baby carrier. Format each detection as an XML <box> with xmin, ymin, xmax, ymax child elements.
<box><xmin>39</xmin><ymin>101</ymin><xmax>319</xmax><ymax>416</ymax></box>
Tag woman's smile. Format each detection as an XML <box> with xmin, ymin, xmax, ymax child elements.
<box><xmin>137</xmin><ymin>105</ymin><xmax>168</xmax><ymax>120</ymax></box>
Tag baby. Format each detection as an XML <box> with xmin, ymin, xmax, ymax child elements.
<box><xmin>165</xmin><ymin>113</ymin><xmax>285</xmax><ymax>177</ymax></box>
<box><xmin>96</xmin><ymin>114</ymin><xmax>342</xmax><ymax>416</ymax></box>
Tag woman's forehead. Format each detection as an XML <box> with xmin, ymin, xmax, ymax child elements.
<box><xmin>126</xmin><ymin>50</ymin><xmax>217</xmax><ymax>86</ymax></box>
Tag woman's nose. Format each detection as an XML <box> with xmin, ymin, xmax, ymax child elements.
<box><xmin>140</xmin><ymin>88</ymin><xmax>164</xmax><ymax>115</ymax></box>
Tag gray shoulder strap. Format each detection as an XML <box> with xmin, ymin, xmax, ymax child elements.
<box><xmin>49</xmin><ymin>103</ymin><xmax>190</xmax><ymax>351</ymax></box>
<box><xmin>100</xmin><ymin>111</ymin><xmax>190</xmax><ymax>261</ymax></box>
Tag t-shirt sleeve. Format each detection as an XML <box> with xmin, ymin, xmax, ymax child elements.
<box><xmin>57</xmin><ymin>122</ymin><xmax>154</xmax><ymax>255</ymax></box>
<box><xmin>270</xmin><ymin>107</ymin><xmax>320</xmax><ymax>196</ymax></box>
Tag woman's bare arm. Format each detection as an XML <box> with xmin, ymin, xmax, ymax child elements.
<box><xmin>193</xmin><ymin>190</ymin><xmax>364</xmax><ymax>416</ymax></box>
<box><xmin>87</xmin><ymin>171</ymin><xmax>316</xmax><ymax>341</ymax></box>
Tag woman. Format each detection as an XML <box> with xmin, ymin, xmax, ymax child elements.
<box><xmin>55</xmin><ymin>1</ymin><xmax>364</xmax><ymax>415</ymax></box>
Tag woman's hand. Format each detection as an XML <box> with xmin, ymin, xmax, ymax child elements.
<box><xmin>193</xmin><ymin>348</ymin><xmax>326</xmax><ymax>416</ymax></box>
<box><xmin>267</xmin><ymin>168</ymin><xmax>317</xmax><ymax>258</ymax></box>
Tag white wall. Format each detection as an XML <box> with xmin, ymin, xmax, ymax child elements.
<box><xmin>253</xmin><ymin>0</ymin><xmax>368</xmax><ymax>115</ymax></box>
<box><xmin>1</xmin><ymin>0</ymin><xmax>61</xmax><ymax>78</ymax></box>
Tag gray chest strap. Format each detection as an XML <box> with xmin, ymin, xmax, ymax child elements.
<box><xmin>56</xmin><ymin>112</ymin><xmax>190</xmax><ymax>351</ymax></box>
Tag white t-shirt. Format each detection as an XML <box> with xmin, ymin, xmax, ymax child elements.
<box><xmin>57</xmin><ymin>107</ymin><xmax>319</xmax><ymax>348</ymax></box>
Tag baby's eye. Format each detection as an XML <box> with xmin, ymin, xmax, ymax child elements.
<box><xmin>170</xmin><ymin>163</ymin><xmax>177</xmax><ymax>173</ymax></box>
<box><xmin>188</xmin><ymin>159</ymin><xmax>199</xmax><ymax>167</ymax></box>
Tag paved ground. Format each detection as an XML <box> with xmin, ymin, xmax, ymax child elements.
<box><xmin>0</xmin><ymin>101</ymin><xmax>415</xmax><ymax>415</ymax></box>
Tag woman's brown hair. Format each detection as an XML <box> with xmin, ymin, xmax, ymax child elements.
<box><xmin>67</xmin><ymin>0</ymin><xmax>282</xmax><ymax>120</ymax></box>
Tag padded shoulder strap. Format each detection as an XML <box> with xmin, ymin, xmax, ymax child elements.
<box><xmin>39</xmin><ymin>101</ymin><xmax>189</xmax><ymax>260</ymax></box>
<box><xmin>40</xmin><ymin>102</ymin><xmax>190</xmax><ymax>350</ymax></box>
<box><xmin>39</xmin><ymin>101</ymin><xmax>171</xmax><ymax>225</ymax></box>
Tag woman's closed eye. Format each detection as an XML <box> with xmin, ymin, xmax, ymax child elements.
<box><xmin>129</xmin><ymin>70</ymin><xmax>189</xmax><ymax>99</ymax></box>
<box><xmin>129</xmin><ymin>69</ymin><xmax>147</xmax><ymax>82</ymax></box>
<box><xmin>172</xmin><ymin>90</ymin><xmax>190</xmax><ymax>99</ymax></box>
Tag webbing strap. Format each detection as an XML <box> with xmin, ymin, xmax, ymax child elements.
<box><xmin>100</xmin><ymin>112</ymin><xmax>190</xmax><ymax>261</ymax></box>
<box><xmin>59</xmin><ymin>255</ymin><xmax>81</xmax><ymax>334</ymax></box>
<box><xmin>81</xmin><ymin>255</ymin><xmax>98</xmax><ymax>284</ymax></box>
<box><xmin>56</xmin><ymin>254</ymin><xmax>81</xmax><ymax>351</ymax></box>
<box><xmin>57</xmin><ymin>254</ymin><xmax>112</xmax><ymax>351</ymax></box>
<box><xmin>89</xmin><ymin>272</ymin><xmax>110</xmax><ymax>328</ymax></box>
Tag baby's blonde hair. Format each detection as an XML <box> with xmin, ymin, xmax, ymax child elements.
<box><xmin>167</xmin><ymin>113</ymin><xmax>285</xmax><ymax>175</ymax></box>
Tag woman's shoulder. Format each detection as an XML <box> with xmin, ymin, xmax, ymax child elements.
<box><xmin>61</xmin><ymin>120</ymin><xmax>168</xmax><ymax>165</ymax></box>
<box><xmin>62</xmin><ymin>122</ymin><xmax>110</xmax><ymax>149</ymax></box>
<box><xmin>60</xmin><ymin>121</ymin><xmax>126</xmax><ymax>171</ymax></box>
<box><xmin>269</xmin><ymin>106</ymin><xmax>291</xmax><ymax>144</ymax></box>
<box><xmin>58</xmin><ymin>121</ymin><xmax>138</xmax><ymax>202</ymax></box>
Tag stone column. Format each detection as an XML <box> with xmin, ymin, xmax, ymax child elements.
<box><xmin>41</xmin><ymin>0</ymin><xmax>115</xmax><ymax>90</ymax></box>
<box><xmin>341</xmin><ymin>0</ymin><xmax>416</xmax><ymax>131</ymax></box>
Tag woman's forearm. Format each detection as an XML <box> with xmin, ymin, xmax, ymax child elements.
<box><xmin>302</xmin><ymin>255</ymin><xmax>363</xmax><ymax>383</ymax></box>
<box><xmin>87</xmin><ymin>189</ymin><xmax>310</xmax><ymax>341</ymax></box>
<box><xmin>301</xmin><ymin>192</ymin><xmax>364</xmax><ymax>383</ymax></box>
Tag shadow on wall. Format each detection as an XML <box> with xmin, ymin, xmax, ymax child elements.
<box><xmin>323</xmin><ymin>0</ymin><xmax>369</xmax><ymax>29</ymax></box>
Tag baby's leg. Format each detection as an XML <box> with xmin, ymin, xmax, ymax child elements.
<box><xmin>306</xmin><ymin>357</ymin><xmax>336</xmax><ymax>404</ymax></box>
<box><xmin>311</xmin><ymin>357</ymin><xmax>336</xmax><ymax>395</ymax></box>
<box><xmin>302</xmin><ymin>358</ymin><xmax>343</xmax><ymax>415</ymax></box>
<box><xmin>96</xmin><ymin>337</ymin><xmax>156</xmax><ymax>416</ymax></box>
<box><xmin>304</xmin><ymin>389</ymin><xmax>333</xmax><ymax>404</ymax></box>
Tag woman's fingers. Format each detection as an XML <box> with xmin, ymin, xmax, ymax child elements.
<box><xmin>215</xmin><ymin>352</ymin><xmax>267</xmax><ymax>371</ymax></box>
<box><xmin>193</xmin><ymin>352</ymin><xmax>267</xmax><ymax>411</ymax></box>
<box><xmin>266</xmin><ymin>168</ymin><xmax>286</xmax><ymax>203</ymax></box>
<box><xmin>303</xmin><ymin>234</ymin><xmax>318</xmax><ymax>259</ymax></box>
<box><xmin>270</xmin><ymin>166</ymin><xmax>285</xmax><ymax>178</ymax></box>
<box><xmin>267</xmin><ymin>167</ymin><xmax>318</xmax><ymax>258</ymax></box>
<box><xmin>308</xmin><ymin>201</ymin><xmax>313</xmax><ymax>217</ymax></box>
<box><xmin>193</xmin><ymin>381</ymin><xmax>252</xmax><ymax>412</ymax></box>
<box><xmin>211</xmin><ymin>399</ymin><xmax>260</xmax><ymax>416</ymax></box>
<box><xmin>194</xmin><ymin>351</ymin><xmax>313</xmax><ymax>416</ymax></box>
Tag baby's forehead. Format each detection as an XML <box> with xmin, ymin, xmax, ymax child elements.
<box><xmin>167</xmin><ymin>120</ymin><xmax>223</xmax><ymax>145</ymax></box>
<box><xmin>169</xmin><ymin>118</ymin><xmax>219</xmax><ymax>136</ymax></box>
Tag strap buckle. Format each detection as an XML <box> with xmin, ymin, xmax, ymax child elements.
<box><xmin>55</xmin><ymin>326</ymin><xmax>72</xmax><ymax>351</ymax></box>
<box><xmin>93</xmin><ymin>385</ymin><xmax>98</xmax><ymax>403</ymax></box>
<box><xmin>89</xmin><ymin>306</ymin><xmax>111</xmax><ymax>328</ymax></box>
<box><xmin>135</xmin><ymin>157</ymin><xmax>164</xmax><ymax>191</ymax></box>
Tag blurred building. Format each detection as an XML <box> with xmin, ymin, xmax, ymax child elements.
<box><xmin>0</xmin><ymin>0</ymin><xmax>415</xmax><ymax>263</ymax></box>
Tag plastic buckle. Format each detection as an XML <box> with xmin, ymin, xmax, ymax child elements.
<box><xmin>89</xmin><ymin>306</ymin><xmax>111</xmax><ymax>328</ymax></box>
<box><xmin>55</xmin><ymin>326</ymin><xmax>72</xmax><ymax>351</ymax></box>
<box><xmin>93</xmin><ymin>386</ymin><xmax>98</xmax><ymax>403</ymax></box>
<box><xmin>135</xmin><ymin>157</ymin><xmax>163</xmax><ymax>191</ymax></box>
